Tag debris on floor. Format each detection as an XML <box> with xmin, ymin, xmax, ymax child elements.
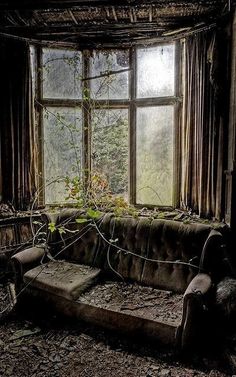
<box><xmin>0</xmin><ymin>284</ymin><xmax>231</xmax><ymax>377</ymax></box>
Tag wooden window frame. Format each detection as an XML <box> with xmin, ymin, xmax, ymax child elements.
<box><xmin>36</xmin><ymin>42</ymin><xmax>181</xmax><ymax>208</ymax></box>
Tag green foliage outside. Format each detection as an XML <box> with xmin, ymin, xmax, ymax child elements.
<box><xmin>92</xmin><ymin>109</ymin><xmax>128</xmax><ymax>197</ymax></box>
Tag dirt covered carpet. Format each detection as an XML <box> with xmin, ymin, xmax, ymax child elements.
<box><xmin>0</xmin><ymin>308</ymin><xmax>230</xmax><ymax>377</ymax></box>
<box><xmin>0</xmin><ymin>282</ymin><xmax>232</xmax><ymax>377</ymax></box>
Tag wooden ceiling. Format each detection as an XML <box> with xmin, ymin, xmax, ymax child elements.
<box><xmin>0</xmin><ymin>1</ymin><xmax>232</xmax><ymax>48</ymax></box>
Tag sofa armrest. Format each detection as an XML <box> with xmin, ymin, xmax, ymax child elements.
<box><xmin>176</xmin><ymin>273</ymin><xmax>212</xmax><ymax>350</ymax></box>
<box><xmin>199</xmin><ymin>229</ymin><xmax>224</xmax><ymax>278</ymax></box>
<box><xmin>184</xmin><ymin>273</ymin><xmax>212</xmax><ymax>297</ymax></box>
<box><xmin>11</xmin><ymin>246</ymin><xmax>46</xmax><ymax>283</ymax></box>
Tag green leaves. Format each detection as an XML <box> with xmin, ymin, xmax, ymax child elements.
<box><xmin>64</xmin><ymin>175</ymin><xmax>84</xmax><ymax>205</ymax></box>
<box><xmin>48</xmin><ymin>222</ymin><xmax>56</xmax><ymax>233</ymax></box>
<box><xmin>58</xmin><ymin>227</ymin><xmax>66</xmax><ymax>235</ymax></box>
<box><xmin>75</xmin><ymin>218</ymin><xmax>88</xmax><ymax>224</ymax></box>
<box><xmin>83</xmin><ymin>88</ymin><xmax>90</xmax><ymax>100</ymax></box>
<box><xmin>86</xmin><ymin>208</ymin><xmax>101</xmax><ymax>219</ymax></box>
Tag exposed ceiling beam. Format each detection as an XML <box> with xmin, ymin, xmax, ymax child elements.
<box><xmin>0</xmin><ymin>0</ymin><xmax>227</xmax><ymax>11</ymax></box>
<box><xmin>0</xmin><ymin>19</ymin><xmax>200</xmax><ymax>34</ymax></box>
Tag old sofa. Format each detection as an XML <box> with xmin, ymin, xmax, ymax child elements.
<box><xmin>11</xmin><ymin>209</ymin><xmax>226</xmax><ymax>349</ymax></box>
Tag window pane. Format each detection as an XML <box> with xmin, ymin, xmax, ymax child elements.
<box><xmin>30</xmin><ymin>46</ymin><xmax>36</xmax><ymax>95</ymax></box>
<box><xmin>43</xmin><ymin>107</ymin><xmax>82</xmax><ymax>204</ymax></box>
<box><xmin>91</xmin><ymin>109</ymin><xmax>129</xmax><ymax>197</ymax></box>
<box><xmin>136</xmin><ymin>106</ymin><xmax>174</xmax><ymax>206</ymax></box>
<box><xmin>42</xmin><ymin>48</ymin><xmax>82</xmax><ymax>99</ymax></box>
<box><xmin>137</xmin><ymin>44</ymin><xmax>175</xmax><ymax>98</ymax></box>
<box><xmin>90</xmin><ymin>50</ymin><xmax>129</xmax><ymax>100</ymax></box>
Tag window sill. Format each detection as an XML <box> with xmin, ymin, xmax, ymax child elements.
<box><xmin>43</xmin><ymin>204</ymin><xmax>227</xmax><ymax>230</ymax></box>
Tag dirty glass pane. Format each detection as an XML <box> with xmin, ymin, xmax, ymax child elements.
<box><xmin>42</xmin><ymin>48</ymin><xmax>82</xmax><ymax>99</ymax></box>
<box><xmin>137</xmin><ymin>44</ymin><xmax>175</xmax><ymax>98</ymax></box>
<box><xmin>136</xmin><ymin>106</ymin><xmax>174</xmax><ymax>206</ymax></box>
<box><xmin>91</xmin><ymin>109</ymin><xmax>129</xmax><ymax>197</ymax></box>
<box><xmin>30</xmin><ymin>45</ymin><xmax>36</xmax><ymax>95</ymax></box>
<box><xmin>43</xmin><ymin>107</ymin><xmax>82</xmax><ymax>204</ymax></box>
<box><xmin>90</xmin><ymin>50</ymin><xmax>129</xmax><ymax>100</ymax></box>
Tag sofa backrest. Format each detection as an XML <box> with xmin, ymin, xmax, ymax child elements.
<box><xmin>46</xmin><ymin>210</ymin><xmax>218</xmax><ymax>293</ymax></box>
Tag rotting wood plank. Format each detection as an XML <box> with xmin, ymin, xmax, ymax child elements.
<box><xmin>68</xmin><ymin>9</ymin><xmax>78</xmax><ymax>25</ymax></box>
<box><xmin>111</xmin><ymin>6</ymin><xmax>118</xmax><ymax>22</ymax></box>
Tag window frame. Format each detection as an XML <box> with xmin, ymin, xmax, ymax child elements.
<box><xmin>36</xmin><ymin>41</ymin><xmax>181</xmax><ymax>208</ymax></box>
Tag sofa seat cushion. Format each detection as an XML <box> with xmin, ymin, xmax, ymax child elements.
<box><xmin>78</xmin><ymin>281</ymin><xmax>183</xmax><ymax>327</ymax></box>
<box><xmin>23</xmin><ymin>261</ymin><xmax>101</xmax><ymax>301</ymax></box>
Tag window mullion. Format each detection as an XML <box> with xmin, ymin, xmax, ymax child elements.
<box><xmin>37</xmin><ymin>46</ymin><xmax>45</xmax><ymax>206</ymax></box>
<box><xmin>40</xmin><ymin>99</ymin><xmax>83</xmax><ymax>107</ymax></box>
<box><xmin>82</xmin><ymin>51</ymin><xmax>91</xmax><ymax>190</ymax></box>
<box><xmin>129</xmin><ymin>47</ymin><xmax>136</xmax><ymax>205</ymax></box>
<box><xmin>134</xmin><ymin>96</ymin><xmax>180</xmax><ymax>107</ymax></box>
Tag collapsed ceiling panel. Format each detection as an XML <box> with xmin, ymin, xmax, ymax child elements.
<box><xmin>0</xmin><ymin>0</ymin><xmax>232</xmax><ymax>47</ymax></box>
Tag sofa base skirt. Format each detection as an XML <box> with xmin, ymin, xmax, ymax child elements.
<box><xmin>22</xmin><ymin>284</ymin><xmax>181</xmax><ymax>347</ymax></box>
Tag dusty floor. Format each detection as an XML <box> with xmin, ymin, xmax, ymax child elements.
<box><xmin>0</xmin><ymin>286</ymin><xmax>232</xmax><ymax>377</ymax></box>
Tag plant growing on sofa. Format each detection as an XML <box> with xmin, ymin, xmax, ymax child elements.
<box><xmin>46</xmin><ymin>171</ymin><xmax>138</xmax><ymax>236</ymax></box>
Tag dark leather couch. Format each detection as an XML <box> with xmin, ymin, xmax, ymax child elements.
<box><xmin>11</xmin><ymin>209</ymin><xmax>226</xmax><ymax>349</ymax></box>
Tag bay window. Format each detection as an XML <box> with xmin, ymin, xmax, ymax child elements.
<box><xmin>37</xmin><ymin>43</ymin><xmax>180</xmax><ymax>207</ymax></box>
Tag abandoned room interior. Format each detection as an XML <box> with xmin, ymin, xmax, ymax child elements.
<box><xmin>1</xmin><ymin>0</ymin><xmax>236</xmax><ymax>376</ymax></box>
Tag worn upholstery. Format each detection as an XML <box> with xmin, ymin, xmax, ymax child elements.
<box><xmin>48</xmin><ymin>211</ymin><xmax>214</xmax><ymax>294</ymax></box>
